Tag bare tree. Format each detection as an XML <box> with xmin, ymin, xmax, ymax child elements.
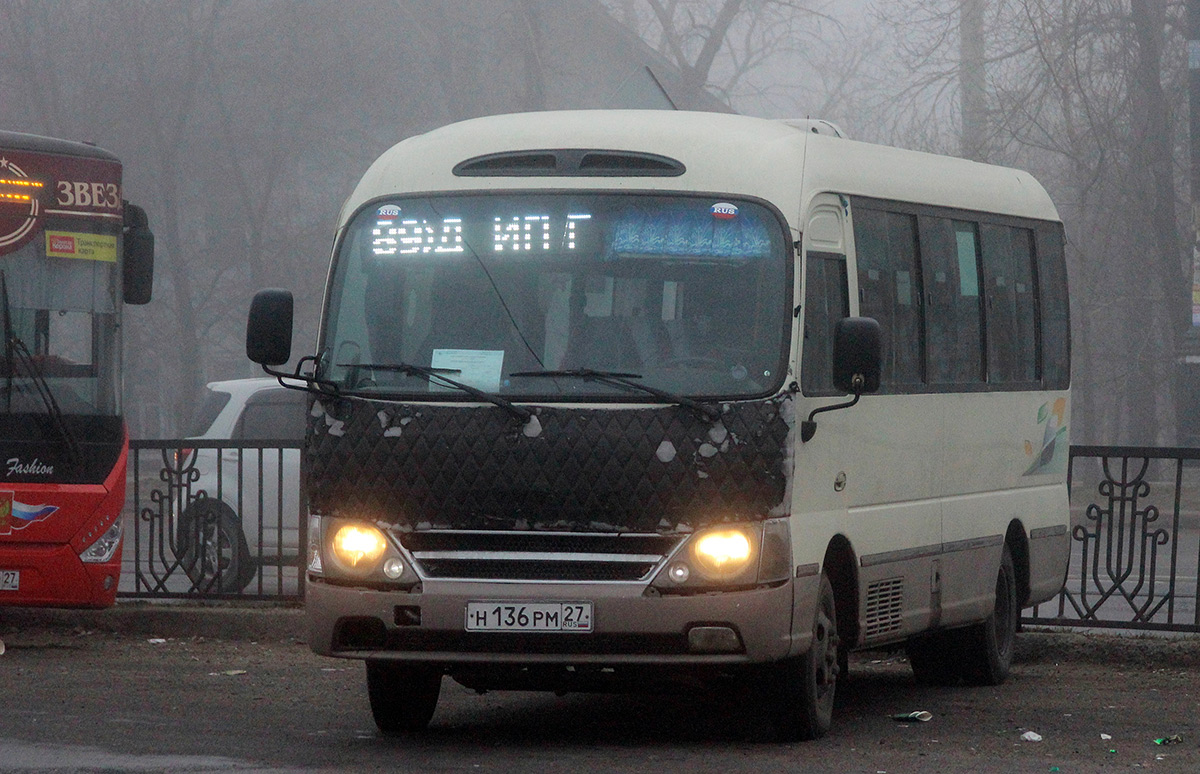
<box><xmin>606</xmin><ymin>0</ymin><xmax>834</xmax><ymax>110</ymax></box>
<box><xmin>862</xmin><ymin>1</ymin><xmax>1190</xmax><ymax>445</ymax></box>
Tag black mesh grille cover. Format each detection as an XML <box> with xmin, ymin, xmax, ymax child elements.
<box><xmin>307</xmin><ymin>397</ymin><xmax>793</xmax><ymax>533</ymax></box>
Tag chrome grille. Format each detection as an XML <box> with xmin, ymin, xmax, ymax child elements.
<box><xmin>398</xmin><ymin>530</ymin><xmax>683</xmax><ymax>582</ymax></box>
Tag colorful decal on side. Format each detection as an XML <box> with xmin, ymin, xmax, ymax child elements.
<box><xmin>377</xmin><ymin>204</ymin><xmax>401</xmax><ymax>222</ymax></box>
<box><xmin>1023</xmin><ymin>397</ymin><xmax>1067</xmax><ymax>476</ymax></box>
<box><xmin>0</xmin><ymin>491</ymin><xmax>59</xmax><ymax>535</ymax></box>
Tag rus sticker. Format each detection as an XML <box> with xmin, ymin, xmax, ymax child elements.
<box><xmin>711</xmin><ymin>202</ymin><xmax>738</xmax><ymax>220</ymax></box>
<box><xmin>377</xmin><ymin>204</ymin><xmax>401</xmax><ymax>220</ymax></box>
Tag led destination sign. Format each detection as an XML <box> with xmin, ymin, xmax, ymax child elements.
<box><xmin>371</xmin><ymin>208</ymin><xmax>593</xmax><ymax>257</ymax></box>
<box><xmin>364</xmin><ymin>197</ymin><xmax>776</xmax><ymax>263</ymax></box>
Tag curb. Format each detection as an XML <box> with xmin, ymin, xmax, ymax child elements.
<box><xmin>0</xmin><ymin>600</ymin><xmax>307</xmax><ymax>643</ymax></box>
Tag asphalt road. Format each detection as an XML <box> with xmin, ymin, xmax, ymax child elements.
<box><xmin>1</xmin><ymin>604</ymin><xmax>1198</xmax><ymax>773</ymax></box>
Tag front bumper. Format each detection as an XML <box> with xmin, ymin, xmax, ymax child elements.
<box><xmin>0</xmin><ymin>542</ymin><xmax>121</xmax><ymax>609</ymax></box>
<box><xmin>307</xmin><ymin>576</ymin><xmax>803</xmax><ymax>667</ymax></box>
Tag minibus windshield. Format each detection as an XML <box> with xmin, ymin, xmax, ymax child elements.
<box><xmin>321</xmin><ymin>193</ymin><xmax>791</xmax><ymax>401</ymax></box>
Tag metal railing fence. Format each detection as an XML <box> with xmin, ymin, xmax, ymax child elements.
<box><xmin>1023</xmin><ymin>445</ymin><xmax>1200</xmax><ymax>632</ymax></box>
<box><xmin>117</xmin><ymin>439</ymin><xmax>1200</xmax><ymax>634</ymax></box>
<box><xmin>119</xmin><ymin>439</ymin><xmax>305</xmax><ymax>601</ymax></box>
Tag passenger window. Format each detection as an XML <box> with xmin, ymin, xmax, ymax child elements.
<box><xmin>853</xmin><ymin>208</ymin><xmax>924</xmax><ymax>391</ymax></box>
<box><xmin>921</xmin><ymin>217</ymin><xmax>983</xmax><ymax>385</ymax></box>
<box><xmin>981</xmin><ymin>224</ymin><xmax>1038</xmax><ymax>384</ymax></box>
<box><xmin>801</xmin><ymin>251</ymin><xmax>849</xmax><ymax>396</ymax></box>
<box><xmin>1036</xmin><ymin>224</ymin><xmax>1070</xmax><ymax>389</ymax></box>
<box><xmin>236</xmin><ymin>390</ymin><xmax>307</xmax><ymax>441</ymax></box>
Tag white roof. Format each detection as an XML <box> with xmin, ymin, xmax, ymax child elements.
<box><xmin>342</xmin><ymin>110</ymin><xmax>1059</xmax><ymax>229</ymax></box>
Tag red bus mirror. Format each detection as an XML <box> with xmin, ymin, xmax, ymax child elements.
<box><xmin>122</xmin><ymin>202</ymin><xmax>154</xmax><ymax>305</ymax></box>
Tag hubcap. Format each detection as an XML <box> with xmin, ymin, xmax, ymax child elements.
<box><xmin>813</xmin><ymin>603</ymin><xmax>840</xmax><ymax>696</ymax></box>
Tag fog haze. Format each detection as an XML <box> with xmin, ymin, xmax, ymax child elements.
<box><xmin>0</xmin><ymin>0</ymin><xmax>1190</xmax><ymax>445</ymax></box>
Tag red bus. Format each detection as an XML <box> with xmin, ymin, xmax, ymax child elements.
<box><xmin>0</xmin><ymin>130</ymin><xmax>153</xmax><ymax>608</ymax></box>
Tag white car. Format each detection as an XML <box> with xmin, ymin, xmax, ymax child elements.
<box><xmin>175</xmin><ymin>378</ymin><xmax>306</xmax><ymax>593</ymax></box>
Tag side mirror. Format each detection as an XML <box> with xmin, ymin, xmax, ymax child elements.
<box><xmin>122</xmin><ymin>202</ymin><xmax>154</xmax><ymax>305</ymax></box>
<box><xmin>832</xmin><ymin>317</ymin><xmax>882</xmax><ymax>395</ymax></box>
<box><xmin>246</xmin><ymin>289</ymin><xmax>294</xmax><ymax>366</ymax></box>
<box><xmin>801</xmin><ymin>316</ymin><xmax>882</xmax><ymax>443</ymax></box>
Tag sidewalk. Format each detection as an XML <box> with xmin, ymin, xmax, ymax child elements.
<box><xmin>0</xmin><ymin>600</ymin><xmax>306</xmax><ymax>643</ymax></box>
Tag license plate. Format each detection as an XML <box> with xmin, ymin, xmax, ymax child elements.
<box><xmin>465</xmin><ymin>601</ymin><xmax>592</xmax><ymax>632</ymax></box>
<box><xmin>0</xmin><ymin>570</ymin><xmax>18</xmax><ymax>591</ymax></box>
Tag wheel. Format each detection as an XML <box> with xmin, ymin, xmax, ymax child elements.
<box><xmin>907</xmin><ymin>629</ymin><xmax>965</xmax><ymax>686</ymax></box>
<box><xmin>366</xmin><ymin>660</ymin><xmax>442</xmax><ymax>735</ymax></box>
<box><xmin>960</xmin><ymin>545</ymin><xmax>1017</xmax><ymax>686</ymax></box>
<box><xmin>177</xmin><ymin>498</ymin><xmax>253</xmax><ymax>593</ymax></box>
<box><xmin>906</xmin><ymin>546</ymin><xmax>1017</xmax><ymax>687</ymax></box>
<box><xmin>763</xmin><ymin>573</ymin><xmax>839</xmax><ymax>741</ymax></box>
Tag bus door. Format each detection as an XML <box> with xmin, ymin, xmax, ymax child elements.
<box><xmin>800</xmin><ymin>193</ymin><xmax>944</xmax><ymax>643</ymax></box>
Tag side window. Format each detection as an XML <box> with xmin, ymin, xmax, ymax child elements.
<box><xmin>981</xmin><ymin>224</ymin><xmax>1038</xmax><ymax>384</ymax></box>
<box><xmin>853</xmin><ymin>207</ymin><xmax>924</xmax><ymax>391</ymax></box>
<box><xmin>1036</xmin><ymin>223</ymin><xmax>1070</xmax><ymax>389</ymax></box>
<box><xmin>235</xmin><ymin>389</ymin><xmax>307</xmax><ymax>441</ymax></box>
<box><xmin>801</xmin><ymin>251</ymin><xmax>849</xmax><ymax>396</ymax></box>
<box><xmin>921</xmin><ymin>217</ymin><xmax>983</xmax><ymax>385</ymax></box>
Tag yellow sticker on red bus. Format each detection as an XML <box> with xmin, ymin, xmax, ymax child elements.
<box><xmin>44</xmin><ymin>231</ymin><xmax>116</xmax><ymax>262</ymax></box>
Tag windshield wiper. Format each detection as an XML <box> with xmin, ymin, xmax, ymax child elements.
<box><xmin>0</xmin><ymin>272</ymin><xmax>81</xmax><ymax>469</ymax></box>
<box><xmin>509</xmin><ymin>368</ymin><xmax>721</xmax><ymax>422</ymax></box>
<box><xmin>337</xmin><ymin>361</ymin><xmax>532</xmax><ymax>421</ymax></box>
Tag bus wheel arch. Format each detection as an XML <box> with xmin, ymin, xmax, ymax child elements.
<box><xmin>822</xmin><ymin>535</ymin><xmax>860</xmax><ymax>653</ymax></box>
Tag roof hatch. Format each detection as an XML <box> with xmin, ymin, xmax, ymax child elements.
<box><xmin>453</xmin><ymin>149</ymin><xmax>686</xmax><ymax>177</ymax></box>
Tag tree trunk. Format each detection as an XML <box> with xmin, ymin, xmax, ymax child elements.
<box><xmin>1129</xmin><ymin>1</ymin><xmax>1183</xmax><ymax>444</ymax></box>
<box><xmin>959</xmin><ymin>0</ymin><xmax>987</xmax><ymax>161</ymax></box>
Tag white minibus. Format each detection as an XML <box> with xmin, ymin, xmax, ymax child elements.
<box><xmin>247</xmin><ymin>110</ymin><xmax>1070</xmax><ymax>740</ymax></box>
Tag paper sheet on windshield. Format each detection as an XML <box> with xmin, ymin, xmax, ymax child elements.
<box><xmin>430</xmin><ymin>349</ymin><xmax>505</xmax><ymax>392</ymax></box>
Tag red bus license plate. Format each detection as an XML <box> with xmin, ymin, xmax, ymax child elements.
<box><xmin>0</xmin><ymin>570</ymin><xmax>18</xmax><ymax>591</ymax></box>
<box><xmin>465</xmin><ymin>601</ymin><xmax>592</xmax><ymax>632</ymax></box>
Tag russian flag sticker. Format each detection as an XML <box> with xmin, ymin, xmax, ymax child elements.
<box><xmin>377</xmin><ymin>204</ymin><xmax>401</xmax><ymax>220</ymax></box>
<box><xmin>711</xmin><ymin>202</ymin><xmax>738</xmax><ymax>219</ymax></box>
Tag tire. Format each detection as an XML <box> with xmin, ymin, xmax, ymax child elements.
<box><xmin>763</xmin><ymin>573</ymin><xmax>839</xmax><ymax>742</ymax></box>
<box><xmin>907</xmin><ymin>546</ymin><xmax>1017</xmax><ymax>687</ymax></box>
<box><xmin>366</xmin><ymin>660</ymin><xmax>442</xmax><ymax>735</ymax></box>
<box><xmin>960</xmin><ymin>546</ymin><xmax>1017</xmax><ymax>686</ymax></box>
<box><xmin>177</xmin><ymin>499</ymin><xmax>253</xmax><ymax>594</ymax></box>
<box><xmin>907</xmin><ymin>629</ymin><xmax>965</xmax><ymax>686</ymax></box>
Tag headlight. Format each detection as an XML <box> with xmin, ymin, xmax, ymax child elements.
<box><xmin>692</xmin><ymin>529</ymin><xmax>754</xmax><ymax>579</ymax></box>
<box><xmin>315</xmin><ymin>516</ymin><xmax>418</xmax><ymax>586</ymax></box>
<box><xmin>329</xmin><ymin>523</ymin><xmax>387</xmax><ymax>575</ymax></box>
<box><xmin>80</xmin><ymin>519</ymin><xmax>123</xmax><ymax>563</ymax></box>
<box><xmin>651</xmin><ymin>519</ymin><xmax>791</xmax><ymax>593</ymax></box>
